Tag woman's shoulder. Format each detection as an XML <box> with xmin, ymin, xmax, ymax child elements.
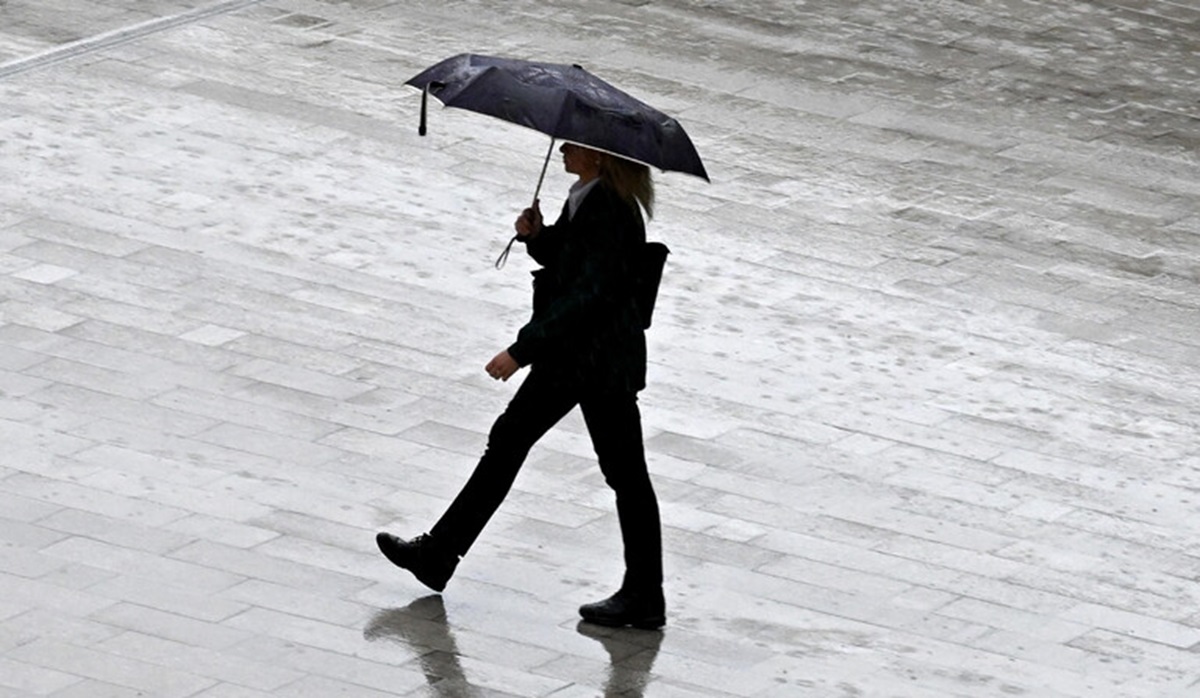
<box><xmin>581</xmin><ymin>183</ymin><xmax>644</xmax><ymax>230</ymax></box>
<box><xmin>589</xmin><ymin>181</ymin><xmax>630</xmax><ymax>208</ymax></box>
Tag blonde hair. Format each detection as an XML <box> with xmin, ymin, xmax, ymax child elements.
<box><xmin>599</xmin><ymin>154</ymin><xmax>655</xmax><ymax>219</ymax></box>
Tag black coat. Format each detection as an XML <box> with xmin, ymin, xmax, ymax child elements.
<box><xmin>506</xmin><ymin>182</ymin><xmax>648</xmax><ymax>394</ymax></box>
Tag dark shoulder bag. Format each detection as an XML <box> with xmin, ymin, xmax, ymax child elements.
<box><xmin>636</xmin><ymin>242</ymin><xmax>670</xmax><ymax>329</ymax></box>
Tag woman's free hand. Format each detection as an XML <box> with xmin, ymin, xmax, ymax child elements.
<box><xmin>486</xmin><ymin>350</ymin><xmax>521</xmax><ymax>382</ymax></box>
<box><xmin>515</xmin><ymin>199</ymin><xmax>543</xmax><ymax>238</ymax></box>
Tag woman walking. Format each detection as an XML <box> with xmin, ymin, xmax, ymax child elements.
<box><xmin>376</xmin><ymin>142</ymin><xmax>665</xmax><ymax>629</ymax></box>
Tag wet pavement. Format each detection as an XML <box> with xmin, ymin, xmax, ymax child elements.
<box><xmin>1</xmin><ymin>0</ymin><xmax>1199</xmax><ymax>696</ymax></box>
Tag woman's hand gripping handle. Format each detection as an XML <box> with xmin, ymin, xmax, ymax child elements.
<box><xmin>515</xmin><ymin>199</ymin><xmax>543</xmax><ymax>239</ymax></box>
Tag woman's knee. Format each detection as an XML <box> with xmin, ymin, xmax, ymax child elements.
<box><xmin>599</xmin><ymin>458</ymin><xmax>652</xmax><ymax>492</ymax></box>
<box><xmin>485</xmin><ymin>408</ymin><xmax>546</xmax><ymax>459</ymax></box>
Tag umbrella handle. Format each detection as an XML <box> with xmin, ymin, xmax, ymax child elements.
<box><xmin>496</xmin><ymin>138</ymin><xmax>556</xmax><ymax>269</ymax></box>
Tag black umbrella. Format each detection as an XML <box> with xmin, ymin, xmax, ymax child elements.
<box><xmin>406</xmin><ymin>53</ymin><xmax>706</xmax><ymax>269</ymax></box>
<box><xmin>407</xmin><ymin>53</ymin><xmax>709</xmax><ymax>193</ymax></box>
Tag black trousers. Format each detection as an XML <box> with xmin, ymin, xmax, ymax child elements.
<box><xmin>429</xmin><ymin>369</ymin><xmax>663</xmax><ymax>591</ymax></box>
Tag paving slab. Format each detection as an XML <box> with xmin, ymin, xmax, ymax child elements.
<box><xmin>2</xmin><ymin>0</ymin><xmax>1200</xmax><ymax>696</ymax></box>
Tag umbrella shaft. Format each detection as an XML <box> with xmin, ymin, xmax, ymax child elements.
<box><xmin>532</xmin><ymin>137</ymin><xmax>555</xmax><ymax>205</ymax></box>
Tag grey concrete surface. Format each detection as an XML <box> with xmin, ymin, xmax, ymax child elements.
<box><xmin>2</xmin><ymin>0</ymin><xmax>1199</xmax><ymax>696</ymax></box>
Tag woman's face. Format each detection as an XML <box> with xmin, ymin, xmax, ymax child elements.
<box><xmin>561</xmin><ymin>143</ymin><xmax>602</xmax><ymax>181</ymax></box>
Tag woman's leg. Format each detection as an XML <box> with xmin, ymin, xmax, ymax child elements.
<box><xmin>579</xmin><ymin>392</ymin><xmax>663</xmax><ymax>592</ymax></box>
<box><xmin>429</xmin><ymin>370</ymin><xmax>577</xmax><ymax>559</ymax></box>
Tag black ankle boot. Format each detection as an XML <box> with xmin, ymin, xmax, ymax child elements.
<box><xmin>376</xmin><ymin>532</ymin><xmax>459</xmax><ymax>592</ymax></box>
<box><xmin>579</xmin><ymin>587</ymin><xmax>665</xmax><ymax>629</ymax></box>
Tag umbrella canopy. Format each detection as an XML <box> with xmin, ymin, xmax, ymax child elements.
<box><xmin>407</xmin><ymin>53</ymin><xmax>709</xmax><ymax>182</ymax></box>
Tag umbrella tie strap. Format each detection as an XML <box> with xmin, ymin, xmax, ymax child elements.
<box><xmin>495</xmin><ymin>235</ymin><xmax>518</xmax><ymax>269</ymax></box>
<box><xmin>418</xmin><ymin>83</ymin><xmax>429</xmax><ymax>136</ymax></box>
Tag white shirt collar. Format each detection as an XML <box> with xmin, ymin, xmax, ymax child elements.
<box><xmin>567</xmin><ymin>177</ymin><xmax>601</xmax><ymax>220</ymax></box>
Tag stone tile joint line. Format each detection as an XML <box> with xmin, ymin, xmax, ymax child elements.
<box><xmin>0</xmin><ymin>0</ymin><xmax>267</xmax><ymax>79</ymax></box>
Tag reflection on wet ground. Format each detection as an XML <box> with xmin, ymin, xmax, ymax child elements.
<box><xmin>365</xmin><ymin>596</ymin><xmax>664</xmax><ymax>697</ymax></box>
<box><xmin>365</xmin><ymin>596</ymin><xmax>475</xmax><ymax>696</ymax></box>
<box><xmin>575</xmin><ymin>621</ymin><xmax>664</xmax><ymax>697</ymax></box>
